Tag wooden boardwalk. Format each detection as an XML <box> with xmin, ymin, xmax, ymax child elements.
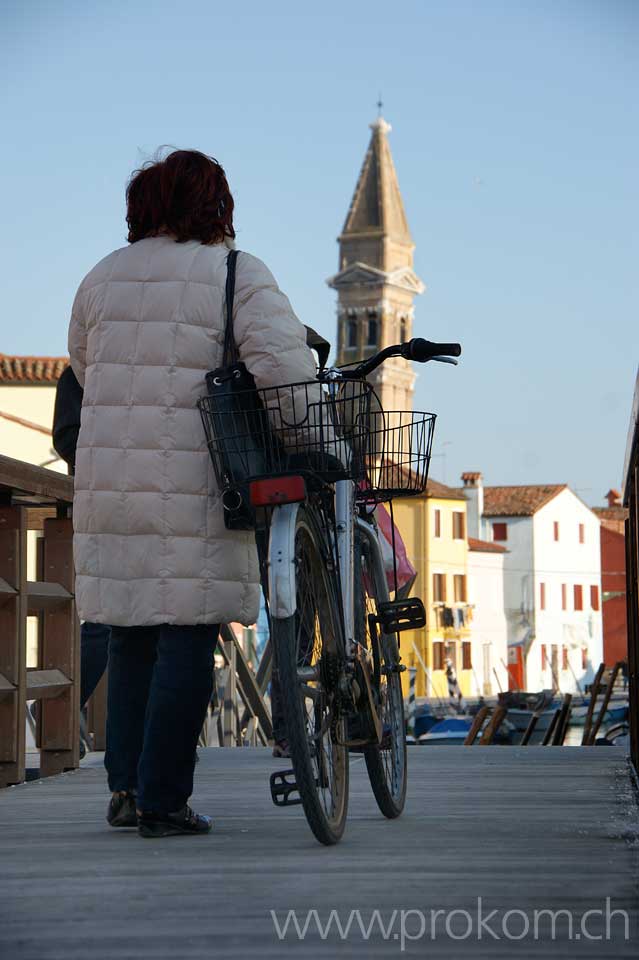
<box><xmin>1</xmin><ymin>747</ymin><xmax>638</xmax><ymax>958</ymax></box>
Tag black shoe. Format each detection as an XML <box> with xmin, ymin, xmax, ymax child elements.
<box><xmin>106</xmin><ymin>791</ymin><xmax>138</xmax><ymax>828</ymax></box>
<box><xmin>138</xmin><ymin>804</ymin><xmax>213</xmax><ymax>838</ymax></box>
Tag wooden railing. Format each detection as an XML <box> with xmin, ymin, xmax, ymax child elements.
<box><xmin>0</xmin><ymin>454</ymin><xmax>79</xmax><ymax>786</ymax></box>
<box><xmin>0</xmin><ymin>453</ymin><xmax>274</xmax><ymax>785</ymax></box>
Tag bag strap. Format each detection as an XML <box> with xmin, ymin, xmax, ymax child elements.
<box><xmin>222</xmin><ymin>249</ymin><xmax>239</xmax><ymax>366</ymax></box>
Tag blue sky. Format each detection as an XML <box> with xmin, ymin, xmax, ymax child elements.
<box><xmin>1</xmin><ymin>0</ymin><xmax>637</xmax><ymax>503</ymax></box>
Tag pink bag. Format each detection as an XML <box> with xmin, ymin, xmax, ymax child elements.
<box><xmin>374</xmin><ymin>503</ymin><xmax>416</xmax><ymax>591</ymax></box>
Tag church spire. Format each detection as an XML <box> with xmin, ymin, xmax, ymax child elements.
<box><xmin>328</xmin><ymin>116</ymin><xmax>425</xmax><ymax>413</ymax></box>
<box><xmin>340</xmin><ymin>116</ymin><xmax>413</xmax><ymax>255</ymax></box>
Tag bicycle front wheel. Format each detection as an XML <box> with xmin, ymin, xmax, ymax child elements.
<box><xmin>355</xmin><ymin>529</ymin><xmax>407</xmax><ymax>818</ymax></box>
<box><xmin>272</xmin><ymin>506</ymin><xmax>349</xmax><ymax>846</ymax></box>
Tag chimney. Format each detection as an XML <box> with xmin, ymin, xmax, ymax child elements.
<box><xmin>461</xmin><ymin>472</ymin><xmax>483</xmax><ymax>539</ymax></box>
<box><xmin>605</xmin><ymin>488</ymin><xmax>622</xmax><ymax>507</ymax></box>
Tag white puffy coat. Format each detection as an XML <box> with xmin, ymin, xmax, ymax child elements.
<box><xmin>68</xmin><ymin>236</ymin><xmax>317</xmax><ymax>627</ymax></box>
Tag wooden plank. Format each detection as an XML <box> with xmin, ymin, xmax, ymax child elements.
<box><xmin>27</xmin><ymin>580</ymin><xmax>73</xmax><ymax>614</ymax></box>
<box><xmin>0</xmin><ymin>506</ymin><xmax>27</xmax><ymax>785</ymax></box>
<box><xmin>0</xmin><ymin>453</ymin><xmax>73</xmax><ymax>504</ymax></box>
<box><xmin>0</xmin><ymin>671</ymin><xmax>15</xmax><ymax>702</ymax></box>
<box><xmin>26</xmin><ymin>668</ymin><xmax>71</xmax><ymax>700</ymax></box>
<box><xmin>0</xmin><ymin>576</ymin><xmax>17</xmax><ymax>604</ymax></box>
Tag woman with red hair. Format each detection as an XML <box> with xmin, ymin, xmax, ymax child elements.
<box><xmin>68</xmin><ymin>150</ymin><xmax>317</xmax><ymax>837</ymax></box>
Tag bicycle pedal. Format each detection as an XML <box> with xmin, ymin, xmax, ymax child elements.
<box><xmin>376</xmin><ymin>598</ymin><xmax>426</xmax><ymax>633</ymax></box>
<box><xmin>269</xmin><ymin>769</ymin><xmax>303</xmax><ymax>807</ymax></box>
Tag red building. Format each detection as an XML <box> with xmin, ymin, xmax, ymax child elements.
<box><xmin>594</xmin><ymin>489</ymin><xmax>628</xmax><ymax>666</ymax></box>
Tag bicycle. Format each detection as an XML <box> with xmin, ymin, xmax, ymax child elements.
<box><xmin>199</xmin><ymin>336</ymin><xmax>461</xmax><ymax>844</ymax></box>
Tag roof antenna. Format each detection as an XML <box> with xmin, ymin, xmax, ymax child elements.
<box><xmin>377</xmin><ymin>93</ymin><xmax>384</xmax><ymax>117</ymax></box>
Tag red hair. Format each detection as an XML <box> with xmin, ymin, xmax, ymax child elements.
<box><xmin>126</xmin><ymin>149</ymin><xmax>235</xmax><ymax>245</ymax></box>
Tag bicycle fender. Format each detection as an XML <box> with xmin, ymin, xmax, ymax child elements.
<box><xmin>268</xmin><ymin>502</ymin><xmax>301</xmax><ymax>619</ymax></box>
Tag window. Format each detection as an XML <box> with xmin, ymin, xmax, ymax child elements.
<box><xmin>462</xmin><ymin>642</ymin><xmax>472</xmax><ymax>670</ymax></box>
<box><xmin>579</xmin><ymin>524</ymin><xmax>585</xmax><ymax>544</ymax></box>
<box><xmin>400</xmin><ymin>316</ymin><xmax>408</xmax><ymax>341</ymax></box>
<box><xmin>433</xmin><ymin>573</ymin><xmax>446</xmax><ymax>603</ymax></box>
<box><xmin>493</xmin><ymin>522</ymin><xmax>508</xmax><ymax>542</ymax></box>
<box><xmin>434</xmin><ymin>508</ymin><xmax>441</xmax><ymax>538</ymax></box>
<box><xmin>590</xmin><ymin>585</ymin><xmax>600</xmax><ymax>611</ymax></box>
<box><xmin>432</xmin><ymin>641</ymin><xmax>445</xmax><ymax>670</ymax></box>
<box><xmin>454</xmin><ymin>575</ymin><xmax>467</xmax><ymax>603</ymax></box>
<box><xmin>574</xmin><ymin>585</ymin><xmax>583</xmax><ymax>611</ymax></box>
<box><xmin>347</xmin><ymin>319</ymin><xmax>357</xmax><ymax>348</ymax></box>
<box><xmin>541</xmin><ymin>645</ymin><xmax>548</xmax><ymax>670</ymax></box>
<box><xmin>366</xmin><ymin>310</ymin><xmax>378</xmax><ymax>347</ymax></box>
<box><xmin>561</xmin><ymin>583</ymin><xmax>567</xmax><ymax>611</ymax></box>
<box><xmin>581</xmin><ymin>647</ymin><xmax>588</xmax><ymax>670</ymax></box>
<box><xmin>452</xmin><ymin>511</ymin><xmax>465</xmax><ymax>540</ymax></box>
<box><xmin>562</xmin><ymin>646</ymin><xmax>569</xmax><ymax>671</ymax></box>
<box><xmin>553</xmin><ymin>521</ymin><xmax>560</xmax><ymax>541</ymax></box>
<box><xmin>540</xmin><ymin>582</ymin><xmax>546</xmax><ymax>610</ymax></box>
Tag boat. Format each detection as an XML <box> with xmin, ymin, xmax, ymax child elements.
<box><xmin>417</xmin><ymin>717</ymin><xmax>472</xmax><ymax>745</ymax></box>
<box><xmin>570</xmin><ymin>702</ymin><xmax>629</xmax><ymax>726</ymax></box>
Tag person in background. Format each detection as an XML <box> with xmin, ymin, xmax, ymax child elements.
<box><xmin>52</xmin><ymin>365</ymin><xmax>111</xmax><ymax>754</ymax></box>
<box><xmin>67</xmin><ymin>149</ymin><xmax>318</xmax><ymax>838</ymax></box>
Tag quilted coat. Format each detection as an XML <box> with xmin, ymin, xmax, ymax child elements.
<box><xmin>68</xmin><ymin>236</ymin><xmax>317</xmax><ymax>627</ymax></box>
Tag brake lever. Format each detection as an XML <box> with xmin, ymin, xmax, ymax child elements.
<box><xmin>431</xmin><ymin>356</ymin><xmax>459</xmax><ymax>366</ymax></box>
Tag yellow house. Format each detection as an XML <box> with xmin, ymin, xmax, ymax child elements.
<box><xmin>393</xmin><ymin>479</ymin><xmax>474</xmax><ymax>699</ymax></box>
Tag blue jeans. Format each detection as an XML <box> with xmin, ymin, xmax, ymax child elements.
<box><xmin>80</xmin><ymin>621</ymin><xmax>111</xmax><ymax>708</ymax></box>
<box><xmin>105</xmin><ymin>624</ymin><xmax>218</xmax><ymax>813</ymax></box>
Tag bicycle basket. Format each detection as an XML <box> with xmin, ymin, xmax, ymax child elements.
<box><xmin>198</xmin><ymin>379</ymin><xmax>376</xmax><ymax>492</ymax></box>
<box><xmin>358</xmin><ymin>410</ymin><xmax>437</xmax><ymax>503</ymax></box>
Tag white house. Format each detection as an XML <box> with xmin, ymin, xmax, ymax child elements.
<box><xmin>0</xmin><ymin>353</ymin><xmax>67</xmax><ymax>471</ymax></box>
<box><xmin>461</xmin><ymin>472</ymin><xmax>603</xmax><ymax>694</ymax></box>
<box><xmin>467</xmin><ymin>537</ymin><xmax>509</xmax><ymax>696</ymax></box>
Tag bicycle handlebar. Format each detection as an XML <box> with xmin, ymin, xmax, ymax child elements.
<box><xmin>344</xmin><ymin>338</ymin><xmax>462</xmax><ymax>380</ymax></box>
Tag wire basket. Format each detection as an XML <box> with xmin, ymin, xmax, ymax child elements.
<box><xmin>358</xmin><ymin>410</ymin><xmax>437</xmax><ymax>503</ymax></box>
<box><xmin>198</xmin><ymin>379</ymin><xmax>376</xmax><ymax>492</ymax></box>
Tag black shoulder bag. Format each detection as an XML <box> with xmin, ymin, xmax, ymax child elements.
<box><xmin>203</xmin><ymin>250</ymin><xmax>272</xmax><ymax>530</ymax></box>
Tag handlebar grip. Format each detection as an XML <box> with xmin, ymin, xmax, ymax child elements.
<box><xmin>406</xmin><ymin>338</ymin><xmax>462</xmax><ymax>362</ymax></box>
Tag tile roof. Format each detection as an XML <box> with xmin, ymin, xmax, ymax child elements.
<box><xmin>0</xmin><ymin>354</ymin><xmax>68</xmax><ymax>384</ymax></box>
<box><xmin>468</xmin><ymin>537</ymin><xmax>507</xmax><ymax>553</ymax></box>
<box><xmin>426</xmin><ymin>477</ymin><xmax>466</xmax><ymax>501</ymax></box>
<box><xmin>481</xmin><ymin>484</ymin><xmax>567</xmax><ymax>517</ymax></box>
<box><xmin>593</xmin><ymin>506</ymin><xmax>628</xmax><ymax>523</ymax></box>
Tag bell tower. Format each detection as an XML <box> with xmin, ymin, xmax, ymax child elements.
<box><xmin>328</xmin><ymin>116</ymin><xmax>424</xmax><ymax>412</ymax></box>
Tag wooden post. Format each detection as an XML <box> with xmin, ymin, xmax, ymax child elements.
<box><xmin>0</xmin><ymin>506</ymin><xmax>27</xmax><ymax>787</ymax></box>
<box><xmin>478</xmin><ymin>706</ymin><xmax>508</xmax><ymax>745</ymax></box>
<box><xmin>464</xmin><ymin>705</ymin><xmax>489</xmax><ymax>745</ymax></box>
<box><xmin>581</xmin><ymin>662</ymin><xmax>605</xmax><ymax>746</ymax></box>
<box><xmin>542</xmin><ymin>709</ymin><xmax>561</xmax><ymax>745</ymax></box>
<box><xmin>586</xmin><ymin>661</ymin><xmax>623</xmax><ymax>746</ymax></box>
<box><xmin>551</xmin><ymin>693</ymin><xmax>573</xmax><ymax>746</ymax></box>
<box><xmin>520</xmin><ymin>712</ymin><xmax>541</xmax><ymax>746</ymax></box>
<box><xmin>39</xmin><ymin>518</ymin><xmax>80</xmax><ymax>778</ymax></box>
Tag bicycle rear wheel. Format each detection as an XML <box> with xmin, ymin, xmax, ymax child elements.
<box><xmin>272</xmin><ymin>506</ymin><xmax>349</xmax><ymax>845</ymax></box>
<box><xmin>355</xmin><ymin>529</ymin><xmax>407</xmax><ymax>818</ymax></box>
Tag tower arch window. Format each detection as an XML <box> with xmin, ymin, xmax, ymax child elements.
<box><xmin>366</xmin><ymin>309</ymin><xmax>378</xmax><ymax>347</ymax></box>
<box><xmin>399</xmin><ymin>315</ymin><xmax>409</xmax><ymax>342</ymax></box>
<box><xmin>347</xmin><ymin>319</ymin><xmax>357</xmax><ymax>349</ymax></box>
